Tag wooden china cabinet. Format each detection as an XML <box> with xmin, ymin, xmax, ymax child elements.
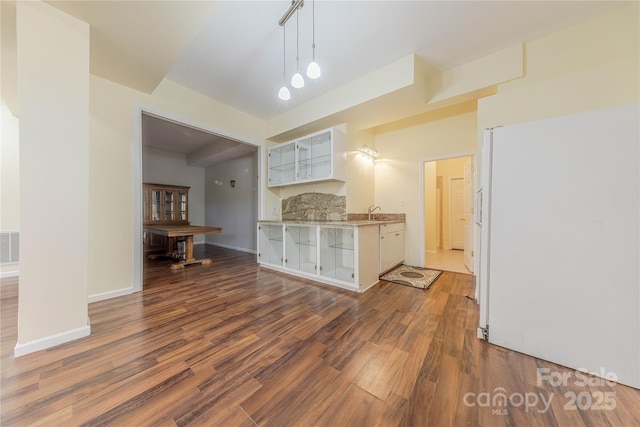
<box><xmin>143</xmin><ymin>183</ymin><xmax>190</xmax><ymax>251</ymax></box>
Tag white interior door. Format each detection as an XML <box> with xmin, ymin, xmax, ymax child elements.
<box><xmin>463</xmin><ymin>159</ymin><xmax>473</xmax><ymax>272</ymax></box>
<box><xmin>450</xmin><ymin>178</ymin><xmax>465</xmax><ymax>250</ymax></box>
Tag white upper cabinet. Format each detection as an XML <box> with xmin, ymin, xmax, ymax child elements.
<box><xmin>268</xmin><ymin>127</ymin><xmax>346</xmax><ymax>187</ymax></box>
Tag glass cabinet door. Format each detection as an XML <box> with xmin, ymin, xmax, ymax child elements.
<box><xmin>269</xmin><ymin>142</ymin><xmax>296</xmax><ymax>186</ymax></box>
<box><xmin>297</xmin><ymin>130</ymin><xmax>332</xmax><ymax>181</ymax></box>
<box><xmin>151</xmin><ymin>190</ymin><xmax>162</xmax><ymax>221</ymax></box>
<box><xmin>285</xmin><ymin>225</ymin><xmax>317</xmax><ymax>274</ymax></box>
<box><xmin>319</xmin><ymin>226</ymin><xmax>355</xmax><ymax>283</ymax></box>
<box><xmin>177</xmin><ymin>191</ymin><xmax>188</xmax><ymax>221</ymax></box>
<box><xmin>164</xmin><ymin>190</ymin><xmax>175</xmax><ymax>221</ymax></box>
<box><xmin>258</xmin><ymin>224</ymin><xmax>283</xmax><ymax>265</ymax></box>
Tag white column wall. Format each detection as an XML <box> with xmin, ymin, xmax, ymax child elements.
<box><xmin>16</xmin><ymin>0</ymin><xmax>90</xmax><ymax>354</ymax></box>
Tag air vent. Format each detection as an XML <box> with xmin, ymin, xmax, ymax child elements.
<box><xmin>0</xmin><ymin>231</ymin><xmax>19</xmax><ymax>265</ymax></box>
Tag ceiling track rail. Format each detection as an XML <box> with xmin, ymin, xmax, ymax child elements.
<box><xmin>279</xmin><ymin>0</ymin><xmax>304</xmax><ymax>26</ymax></box>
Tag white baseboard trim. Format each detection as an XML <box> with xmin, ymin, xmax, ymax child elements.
<box><xmin>14</xmin><ymin>322</ymin><xmax>91</xmax><ymax>357</ymax></box>
<box><xmin>1</xmin><ymin>269</ymin><xmax>19</xmax><ymax>279</ymax></box>
<box><xmin>204</xmin><ymin>241</ymin><xmax>257</xmax><ymax>255</ymax></box>
<box><xmin>88</xmin><ymin>286</ymin><xmax>135</xmax><ymax>303</ymax></box>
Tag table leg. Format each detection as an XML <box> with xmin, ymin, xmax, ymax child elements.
<box><xmin>168</xmin><ymin>234</ymin><xmax>213</xmax><ymax>270</ymax></box>
<box><xmin>185</xmin><ymin>235</ymin><xmax>195</xmax><ymax>263</ymax></box>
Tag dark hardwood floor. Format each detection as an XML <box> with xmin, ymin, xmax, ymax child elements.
<box><xmin>1</xmin><ymin>246</ymin><xmax>639</xmax><ymax>426</ymax></box>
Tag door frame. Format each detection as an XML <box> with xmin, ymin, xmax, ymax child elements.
<box><xmin>132</xmin><ymin>102</ymin><xmax>266</xmax><ymax>292</ymax></box>
<box><xmin>419</xmin><ymin>151</ymin><xmax>476</xmax><ymax>268</ymax></box>
<box><xmin>448</xmin><ymin>175</ymin><xmax>464</xmax><ymax>250</ymax></box>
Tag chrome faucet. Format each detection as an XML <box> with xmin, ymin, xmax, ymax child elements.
<box><xmin>368</xmin><ymin>205</ymin><xmax>381</xmax><ymax>221</ymax></box>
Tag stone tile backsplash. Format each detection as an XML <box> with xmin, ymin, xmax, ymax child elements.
<box><xmin>282</xmin><ymin>193</ymin><xmax>347</xmax><ymax>221</ymax></box>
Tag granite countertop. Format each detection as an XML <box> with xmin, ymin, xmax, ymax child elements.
<box><xmin>257</xmin><ymin>219</ymin><xmax>405</xmax><ymax>227</ymax></box>
<box><xmin>258</xmin><ymin>213</ymin><xmax>405</xmax><ymax>227</ymax></box>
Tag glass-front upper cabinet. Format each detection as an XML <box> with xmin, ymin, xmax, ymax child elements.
<box><xmin>268</xmin><ymin>127</ymin><xmax>346</xmax><ymax>187</ymax></box>
<box><xmin>319</xmin><ymin>226</ymin><xmax>355</xmax><ymax>284</ymax></box>
<box><xmin>268</xmin><ymin>142</ymin><xmax>296</xmax><ymax>186</ymax></box>
<box><xmin>143</xmin><ymin>183</ymin><xmax>190</xmax><ymax>225</ymax></box>
<box><xmin>297</xmin><ymin>130</ymin><xmax>333</xmax><ymax>181</ymax></box>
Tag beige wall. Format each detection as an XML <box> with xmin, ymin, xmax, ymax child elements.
<box><xmin>0</xmin><ymin>101</ymin><xmax>20</xmax><ymax>276</ymax></box>
<box><xmin>478</xmin><ymin>3</ymin><xmax>639</xmax><ymax>143</ymax></box>
<box><xmin>346</xmin><ymin>127</ymin><xmax>376</xmax><ymax>214</ymax></box>
<box><xmin>88</xmin><ymin>75</ymin><xmax>269</xmax><ymax>298</ymax></box>
<box><xmin>375</xmin><ymin>103</ymin><xmax>478</xmax><ymax>267</ymax></box>
<box><xmin>2</xmin><ymin>1</ymin><xmax>20</xmax><ymax>277</ymax></box>
<box><xmin>16</xmin><ymin>0</ymin><xmax>90</xmax><ymax>350</ymax></box>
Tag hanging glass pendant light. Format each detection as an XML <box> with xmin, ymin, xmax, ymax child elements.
<box><xmin>278</xmin><ymin>25</ymin><xmax>291</xmax><ymax>101</ymax></box>
<box><xmin>306</xmin><ymin>0</ymin><xmax>321</xmax><ymax>79</ymax></box>
<box><xmin>290</xmin><ymin>9</ymin><xmax>305</xmax><ymax>89</ymax></box>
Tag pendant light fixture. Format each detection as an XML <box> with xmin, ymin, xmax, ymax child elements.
<box><xmin>306</xmin><ymin>0</ymin><xmax>321</xmax><ymax>79</ymax></box>
<box><xmin>290</xmin><ymin>9</ymin><xmax>305</xmax><ymax>89</ymax></box>
<box><xmin>277</xmin><ymin>25</ymin><xmax>291</xmax><ymax>101</ymax></box>
<box><xmin>277</xmin><ymin>0</ymin><xmax>321</xmax><ymax>100</ymax></box>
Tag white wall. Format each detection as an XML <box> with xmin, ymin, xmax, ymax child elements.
<box><xmin>16</xmin><ymin>0</ymin><xmax>90</xmax><ymax>353</ymax></box>
<box><xmin>204</xmin><ymin>153</ymin><xmax>258</xmax><ymax>253</ymax></box>
<box><xmin>142</xmin><ymin>146</ymin><xmax>206</xmax><ymax>242</ymax></box>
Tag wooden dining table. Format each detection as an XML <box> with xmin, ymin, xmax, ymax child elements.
<box><xmin>143</xmin><ymin>224</ymin><xmax>222</xmax><ymax>270</ymax></box>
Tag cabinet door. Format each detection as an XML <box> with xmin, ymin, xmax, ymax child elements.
<box><xmin>268</xmin><ymin>142</ymin><xmax>296</xmax><ymax>186</ymax></box>
<box><xmin>320</xmin><ymin>226</ymin><xmax>355</xmax><ymax>283</ymax></box>
<box><xmin>177</xmin><ymin>190</ymin><xmax>188</xmax><ymax>222</ymax></box>
<box><xmin>379</xmin><ymin>233</ymin><xmax>389</xmax><ymax>273</ymax></box>
<box><xmin>258</xmin><ymin>224</ymin><xmax>283</xmax><ymax>265</ymax></box>
<box><xmin>297</xmin><ymin>130</ymin><xmax>332</xmax><ymax>181</ymax></box>
<box><xmin>163</xmin><ymin>190</ymin><xmax>175</xmax><ymax>221</ymax></box>
<box><xmin>150</xmin><ymin>189</ymin><xmax>162</xmax><ymax>222</ymax></box>
<box><xmin>285</xmin><ymin>225</ymin><xmax>317</xmax><ymax>274</ymax></box>
<box><xmin>389</xmin><ymin>230</ymin><xmax>405</xmax><ymax>267</ymax></box>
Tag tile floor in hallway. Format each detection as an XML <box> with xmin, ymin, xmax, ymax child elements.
<box><xmin>425</xmin><ymin>249</ymin><xmax>472</xmax><ymax>275</ymax></box>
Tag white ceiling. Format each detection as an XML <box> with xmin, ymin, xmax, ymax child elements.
<box><xmin>142</xmin><ymin>113</ymin><xmax>257</xmax><ymax>167</ymax></box>
<box><xmin>166</xmin><ymin>0</ymin><xmax>625</xmax><ymax>120</ymax></box>
<box><xmin>47</xmin><ymin>0</ymin><xmax>626</xmax><ymax>165</ymax></box>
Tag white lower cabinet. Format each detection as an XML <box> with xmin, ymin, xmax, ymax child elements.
<box><xmin>257</xmin><ymin>223</ymin><xmax>284</xmax><ymax>266</ymax></box>
<box><xmin>379</xmin><ymin>223</ymin><xmax>405</xmax><ymax>274</ymax></box>
<box><xmin>285</xmin><ymin>224</ymin><xmax>317</xmax><ymax>275</ymax></box>
<box><xmin>257</xmin><ymin>222</ymin><xmax>380</xmax><ymax>293</ymax></box>
<box><xmin>319</xmin><ymin>226</ymin><xmax>355</xmax><ymax>284</ymax></box>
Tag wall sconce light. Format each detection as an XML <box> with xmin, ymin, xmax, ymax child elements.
<box><xmin>359</xmin><ymin>145</ymin><xmax>379</xmax><ymax>161</ymax></box>
<box><xmin>230</xmin><ymin>180</ymin><xmax>236</xmax><ymax>188</ymax></box>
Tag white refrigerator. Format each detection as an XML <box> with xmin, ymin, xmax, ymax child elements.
<box><xmin>478</xmin><ymin>103</ymin><xmax>639</xmax><ymax>389</ymax></box>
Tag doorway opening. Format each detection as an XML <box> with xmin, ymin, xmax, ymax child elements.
<box><xmin>133</xmin><ymin>105</ymin><xmax>263</xmax><ymax>292</ymax></box>
<box><xmin>423</xmin><ymin>155</ymin><xmax>474</xmax><ymax>274</ymax></box>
